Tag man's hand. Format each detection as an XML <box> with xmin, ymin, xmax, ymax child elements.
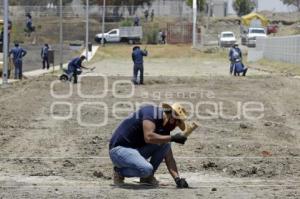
<box><xmin>171</xmin><ymin>133</ymin><xmax>187</xmax><ymax>144</ymax></box>
<box><xmin>175</xmin><ymin>177</ymin><xmax>189</xmax><ymax>188</ymax></box>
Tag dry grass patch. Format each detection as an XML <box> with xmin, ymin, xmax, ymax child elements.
<box><xmin>248</xmin><ymin>58</ymin><xmax>300</xmax><ymax>75</ymax></box>
<box><xmin>89</xmin><ymin>44</ymin><xmax>228</xmax><ymax>64</ymax></box>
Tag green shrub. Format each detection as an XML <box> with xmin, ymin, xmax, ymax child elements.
<box><xmin>120</xmin><ymin>19</ymin><xmax>133</xmax><ymax>27</ymax></box>
<box><xmin>11</xmin><ymin>22</ymin><xmax>25</xmax><ymax>44</ymax></box>
<box><xmin>144</xmin><ymin>23</ymin><xmax>160</xmax><ymax>44</ymax></box>
<box><xmin>69</xmin><ymin>40</ymin><xmax>83</xmax><ymax>46</ymax></box>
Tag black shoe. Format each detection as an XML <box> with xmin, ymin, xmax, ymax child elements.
<box><xmin>132</xmin><ymin>80</ymin><xmax>138</xmax><ymax>85</ymax></box>
<box><xmin>243</xmin><ymin>68</ymin><xmax>248</xmax><ymax>76</ymax></box>
<box><xmin>113</xmin><ymin>167</ymin><xmax>124</xmax><ymax>185</ymax></box>
<box><xmin>140</xmin><ymin>175</ymin><xmax>159</xmax><ymax>186</ymax></box>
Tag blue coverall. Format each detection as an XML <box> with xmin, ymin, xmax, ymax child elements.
<box><xmin>132</xmin><ymin>48</ymin><xmax>148</xmax><ymax>85</ymax></box>
<box><xmin>134</xmin><ymin>16</ymin><xmax>140</xmax><ymax>26</ymax></box>
<box><xmin>67</xmin><ymin>57</ymin><xmax>83</xmax><ymax>84</ymax></box>
<box><xmin>41</xmin><ymin>46</ymin><xmax>49</xmax><ymax>69</ymax></box>
<box><xmin>9</xmin><ymin>47</ymin><xmax>27</xmax><ymax>79</ymax></box>
<box><xmin>26</xmin><ymin>16</ymin><xmax>34</xmax><ymax>32</ymax></box>
<box><xmin>229</xmin><ymin>47</ymin><xmax>242</xmax><ymax>74</ymax></box>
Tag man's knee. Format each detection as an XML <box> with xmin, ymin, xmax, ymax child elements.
<box><xmin>139</xmin><ymin>163</ymin><xmax>153</xmax><ymax>177</ymax></box>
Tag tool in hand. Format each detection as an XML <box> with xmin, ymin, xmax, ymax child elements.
<box><xmin>182</xmin><ymin>122</ymin><xmax>199</xmax><ymax>137</ymax></box>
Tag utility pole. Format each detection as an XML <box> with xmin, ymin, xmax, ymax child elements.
<box><xmin>85</xmin><ymin>0</ymin><xmax>89</xmax><ymax>60</ymax></box>
<box><xmin>59</xmin><ymin>0</ymin><xmax>63</xmax><ymax>69</ymax></box>
<box><xmin>252</xmin><ymin>0</ymin><xmax>258</xmax><ymax>12</ymax></box>
<box><xmin>101</xmin><ymin>0</ymin><xmax>106</xmax><ymax>47</ymax></box>
<box><xmin>206</xmin><ymin>0</ymin><xmax>212</xmax><ymax>31</ymax></box>
<box><xmin>255</xmin><ymin>0</ymin><xmax>259</xmax><ymax>12</ymax></box>
<box><xmin>192</xmin><ymin>0</ymin><xmax>197</xmax><ymax>48</ymax></box>
<box><xmin>2</xmin><ymin>0</ymin><xmax>9</xmax><ymax>87</ymax></box>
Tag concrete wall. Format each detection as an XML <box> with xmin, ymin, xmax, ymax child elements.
<box><xmin>211</xmin><ymin>0</ymin><xmax>228</xmax><ymax>17</ymax></box>
<box><xmin>248</xmin><ymin>35</ymin><xmax>300</xmax><ymax>64</ymax></box>
<box><xmin>227</xmin><ymin>0</ymin><xmax>297</xmax><ymax>15</ymax></box>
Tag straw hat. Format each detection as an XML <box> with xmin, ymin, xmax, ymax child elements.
<box><xmin>162</xmin><ymin>102</ymin><xmax>188</xmax><ymax>121</ymax></box>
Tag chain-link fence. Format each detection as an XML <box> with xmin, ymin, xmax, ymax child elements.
<box><xmin>0</xmin><ymin>2</ymin><xmax>218</xmax><ymax>71</ymax></box>
<box><xmin>248</xmin><ymin>35</ymin><xmax>300</xmax><ymax>64</ymax></box>
<box><xmin>3</xmin><ymin>4</ymin><xmax>230</xmax><ymax>45</ymax></box>
<box><xmin>0</xmin><ymin>3</ymin><xmax>196</xmax><ymax>71</ymax></box>
<box><xmin>2</xmin><ymin>2</ymin><xmax>194</xmax><ymax>19</ymax></box>
<box><xmin>0</xmin><ymin>3</ymin><xmax>197</xmax><ymax>44</ymax></box>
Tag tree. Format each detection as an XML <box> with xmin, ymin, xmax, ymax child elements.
<box><xmin>9</xmin><ymin>0</ymin><xmax>72</xmax><ymax>6</ymax></box>
<box><xmin>281</xmin><ymin>0</ymin><xmax>300</xmax><ymax>11</ymax></box>
<box><xmin>186</xmin><ymin>0</ymin><xmax>206</xmax><ymax>12</ymax></box>
<box><xmin>233</xmin><ymin>0</ymin><xmax>255</xmax><ymax>16</ymax></box>
<box><xmin>83</xmin><ymin>0</ymin><xmax>152</xmax><ymax>6</ymax></box>
<box><xmin>83</xmin><ymin>0</ymin><xmax>154</xmax><ymax>15</ymax></box>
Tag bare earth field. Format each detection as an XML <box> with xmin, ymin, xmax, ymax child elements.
<box><xmin>0</xmin><ymin>45</ymin><xmax>300</xmax><ymax>198</ymax></box>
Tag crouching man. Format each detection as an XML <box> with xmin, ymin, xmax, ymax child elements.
<box><xmin>109</xmin><ymin>103</ymin><xmax>194</xmax><ymax>188</ymax></box>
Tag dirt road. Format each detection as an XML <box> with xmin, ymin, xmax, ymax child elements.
<box><xmin>0</xmin><ymin>46</ymin><xmax>300</xmax><ymax>198</ymax></box>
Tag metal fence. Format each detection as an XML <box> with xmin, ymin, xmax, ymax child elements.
<box><xmin>0</xmin><ymin>4</ymin><xmax>198</xmax><ymax>70</ymax></box>
<box><xmin>0</xmin><ymin>4</ymin><xmax>196</xmax><ymax>42</ymax></box>
<box><xmin>248</xmin><ymin>35</ymin><xmax>300</xmax><ymax>64</ymax></box>
<box><xmin>1</xmin><ymin>3</ymin><xmax>193</xmax><ymax>19</ymax></box>
<box><xmin>167</xmin><ymin>23</ymin><xmax>193</xmax><ymax>44</ymax></box>
<box><xmin>0</xmin><ymin>4</ymin><xmax>220</xmax><ymax>46</ymax></box>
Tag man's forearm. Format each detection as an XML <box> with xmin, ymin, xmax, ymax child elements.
<box><xmin>144</xmin><ymin>133</ymin><xmax>171</xmax><ymax>144</ymax></box>
<box><xmin>165</xmin><ymin>149</ymin><xmax>179</xmax><ymax>179</ymax></box>
<box><xmin>81</xmin><ymin>66</ymin><xmax>89</xmax><ymax>69</ymax></box>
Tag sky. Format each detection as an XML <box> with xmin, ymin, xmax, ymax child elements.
<box><xmin>227</xmin><ymin>0</ymin><xmax>298</xmax><ymax>14</ymax></box>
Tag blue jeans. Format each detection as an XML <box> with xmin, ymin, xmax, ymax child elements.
<box><xmin>67</xmin><ymin>70</ymin><xmax>82</xmax><ymax>84</ymax></box>
<box><xmin>14</xmin><ymin>61</ymin><xmax>23</xmax><ymax>79</ymax></box>
<box><xmin>230</xmin><ymin>63</ymin><xmax>233</xmax><ymax>74</ymax></box>
<box><xmin>109</xmin><ymin>144</ymin><xmax>171</xmax><ymax>178</ymax></box>
<box><xmin>42</xmin><ymin>56</ymin><xmax>49</xmax><ymax>69</ymax></box>
<box><xmin>133</xmin><ymin>64</ymin><xmax>144</xmax><ymax>84</ymax></box>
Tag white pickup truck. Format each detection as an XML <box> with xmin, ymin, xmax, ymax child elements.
<box><xmin>95</xmin><ymin>26</ymin><xmax>143</xmax><ymax>44</ymax></box>
<box><xmin>242</xmin><ymin>27</ymin><xmax>267</xmax><ymax>47</ymax></box>
<box><xmin>218</xmin><ymin>31</ymin><xmax>236</xmax><ymax>47</ymax></box>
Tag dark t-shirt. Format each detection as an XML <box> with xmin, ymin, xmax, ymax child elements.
<box><xmin>132</xmin><ymin>49</ymin><xmax>147</xmax><ymax>65</ymax></box>
<box><xmin>109</xmin><ymin>105</ymin><xmax>169</xmax><ymax>149</ymax></box>
<box><xmin>68</xmin><ymin>57</ymin><xmax>82</xmax><ymax>73</ymax></box>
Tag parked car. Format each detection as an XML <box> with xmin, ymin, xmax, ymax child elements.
<box><xmin>242</xmin><ymin>27</ymin><xmax>267</xmax><ymax>47</ymax></box>
<box><xmin>267</xmin><ymin>24</ymin><xmax>278</xmax><ymax>35</ymax></box>
<box><xmin>218</xmin><ymin>31</ymin><xmax>236</xmax><ymax>47</ymax></box>
<box><xmin>95</xmin><ymin>26</ymin><xmax>143</xmax><ymax>44</ymax></box>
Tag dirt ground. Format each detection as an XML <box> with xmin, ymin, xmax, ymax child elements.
<box><xmin>21</xmin><ymin>44</ymin><xmax>80</xmax><ymax>72</ymax></box>
<box><xmin>0</xmin><ymin>45</ymin><xmax>300</xmax><ymax>198</ymax></box>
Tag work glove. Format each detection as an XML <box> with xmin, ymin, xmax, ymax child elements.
<box><xmin>171</xmin><ymin>133</ymin><xmax>187</xmax><ymax>145</ymax></box>
<box><xmin>175</xmin><ymin>177</ymin><xmax>189</xmax><ymax>188</ymax></box>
